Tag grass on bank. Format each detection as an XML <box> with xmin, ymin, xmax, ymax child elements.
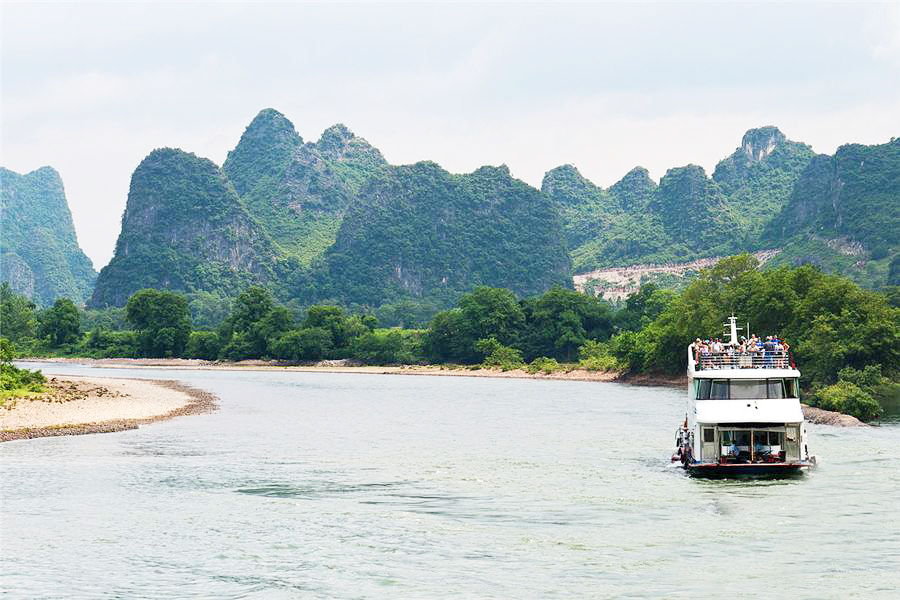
<box><xmin>1</xmin><ymin>339</ymin><xmax>48</xmax><ymax>406</ymax></box>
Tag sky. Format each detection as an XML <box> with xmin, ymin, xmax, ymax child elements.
<box><xmin>2</xmin><ymin>1</ymin><xmax>899</xmax><ymax>270</ymax></box>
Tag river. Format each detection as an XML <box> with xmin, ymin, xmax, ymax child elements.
<box><xmin>2</xmin><ymin>364</ymin><xmax>898</xmax><ymax>598</ymax></box>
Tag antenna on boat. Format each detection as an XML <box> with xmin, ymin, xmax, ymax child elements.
<box><xmin>723</xmin><ymin>315</ymin><xmax>741</xmax><ymax>346</ymax></box>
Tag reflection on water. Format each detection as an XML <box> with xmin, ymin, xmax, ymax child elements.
<box><xmin>235</xmin><ymin>480</ymin><xmax>411</xmax><ymax>499</ymax></box>
<box><xmin>878</xmin><ymin>394</ymin><xmax>900</xmax><ymax>423</ymax></box>
<box><xmin>2</xmin><ymin>364</ymin><xmax>899</xmax><ymax>598</ymax></box>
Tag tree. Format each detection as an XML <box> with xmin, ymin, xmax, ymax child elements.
<box><xmin>301</xmin><ymin>305</ymin><xmax>368</xmax><ymax>355</ymax></box>
<box><xmin>0</xmin><ymin>338</ymin><xmax>14</xmax><ymax>362</ymax></box>
<box><xmin>423</xmin><ymin>287</ymin><xmax>526</xmax><ymax>364</ymax></box>
<box><xmin>422</xmin><ymin>308</ymin><xmax>471</xmax><ymax>363</ymax></box>
<box><xmin>0</xmin><ymin>282</ymin><xmax>37</xmax><ymax>343</ymax></box>
<box><xmin>125</xmin><ymin>289</ymin><xmax>191</xmax><ymax>357</ymax></box>
<box><xmin>270</xmin><ymin>327</ymin><xmax>333</xmax><ymax>361</ymax></box>
<box><xmin>186</xmin><ymin>331</ymin><xmax>221</xmax><ymax>360</ymax></box>
<box><xmin>228</xmin><ymin>286</ymin><xmax>275</xmax><ymax>334</ymax></box>
<box><xmin>0</xmin><ymin>338</ymin><xmax>47</xmax><ymax>392</ymax></box>
<box><xmin>458</xmin><ymin>286</ymin><xmax>526</xmax><ymax>347</ymax></box>
<box><xmin>520</xmin><ymin>286</ymin><xmax>613</xmax><ymax>362</ymax></box>
<box><xmin>350</xmin><ymin>330</ymin><xmax>420</xmax><ymax>365</ymax></box>
<box><xmin>39</xmin><ymin>298</ymin><xmax>81</xmax><ymax>347</ymax></box>
<box><xmin>219</xmin><ymin>286</ymin><xmax>292</xmax><ymax>358</ymax></box>
<box><xmin>614</xmin><ymin>283</ymin><xmax>675</xmax><ymax>332</ymax></box>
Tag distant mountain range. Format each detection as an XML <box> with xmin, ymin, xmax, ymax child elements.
<box><xmin>542</xmin><ymin>128</ymin><xmax>898</xmax><ymax>289</ymax></box>
<box><xmin>3</xmin><ymin>110</ymin><xmax>897</xmax><ymax>313</ymax></box>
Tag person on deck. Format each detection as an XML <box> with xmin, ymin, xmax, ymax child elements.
<box><xmin>764</xmin><ymin>336</ymin><xmax>775</xmax><ymax>368</ymax></box>
<box><xmin>754</xmin><ymin>438</ymin><xmax>768</xmax><ymax>460</ymax></box>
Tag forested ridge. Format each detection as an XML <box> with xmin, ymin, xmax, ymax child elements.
<box><xmin>90</xmin><ymin>148</ymin><xmax>278</xmax><ymax>308</ymax></box>
<box><xmin>4</xmin><ymin>111</ymin><xmax>897</xmax><ymax>329</ymax></box>
<box><xmin>222</xmin><ymin>109</ymin><xmax>388</xmax><ymax>263</ymax></box>
<box><xmin>295</xmin><ymin>162</ymin><xmax>572</xmax><ymax>308</ymax></box>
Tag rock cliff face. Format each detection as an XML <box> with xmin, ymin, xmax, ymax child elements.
<box><xmin>713</xmin><ymin>126</ymin><xmax>815</xmax><ymax>238</ymax></box>
<box><xmin>0</xmin><ymin>166</ymin><xmax>96</xmax><ymax>306</ymax></box>
<box><xmin>90</xmin><ymin>149</ymin><xmax>277</xmax><ymax>307</ymax></box>
<box><xmin>773</xmin><ymin>139</ymin><xmax>900</xmax><ymax>250</ymax></box>
<box><xmin>764</xmin><ymin>138</ymin><xmax>900</xmax><ymax>286</ymax></box>
<box><xmin>223</xmin><ymin>109</ymin><xmax>387</xmax><ymax>262</ymax></box>
<box><xmin>311</xmin><ymin>162</ymin><xmax>572</xmax><ymax>307</ymax></box>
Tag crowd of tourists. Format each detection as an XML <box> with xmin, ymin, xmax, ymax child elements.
<box><xmin>691</xmin><ymin>335</ymin><xmax>790</xmax><ymax>369</ymax></box>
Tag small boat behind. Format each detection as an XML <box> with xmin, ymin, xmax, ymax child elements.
<box><xmin>672</xmin><ymin>316</ymin><xmax>816</xmax><ymax>477</ymax></box>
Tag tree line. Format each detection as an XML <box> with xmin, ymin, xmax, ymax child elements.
<box><xmin>2</xmin><ymin>255</ymin><xmax>898</xmax><ymax>420</ymax></box>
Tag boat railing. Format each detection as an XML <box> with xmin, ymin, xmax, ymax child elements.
<box><xmin>693</xmin><ymin>350</ymin><xmax>794</xmax><ymax>371</ymax></box>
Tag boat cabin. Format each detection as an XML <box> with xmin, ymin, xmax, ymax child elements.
<box><xmin>698</xmin><ymin>423</ymin><xmax>803</xmax><ymax>464</ymax></box>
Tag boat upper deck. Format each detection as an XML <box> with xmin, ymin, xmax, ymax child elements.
<box><xmin>687</xmin><ymin>316</ymin><xmax>799</xmax><ymax>376</ymax></box>
<box><xmin>692</xmin><ymin>351</ymin><xmax>794</xmax><ymax>372</ymax></box>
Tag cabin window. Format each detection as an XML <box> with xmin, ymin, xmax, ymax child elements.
<box><xmin>730</xmin><ymin>379</ymin><xmax>768</xmax><ymax>399</ymax></box>
<box><xmin>766</xmin><ymin>379</ymin><xmax>785</xmax><ymax>398</ymax></box>
<box><xmin>710</xmin><ymin>380</ymin><xmax>729</xmax><ymax>400</ymax></box>
<box><xmin>696</xmin><ymin>379</ymin><xmax>712</xmax><ymax>400</ymax></box>
<box><xmin>696</xmin><ymin>378</ymin><xmax>800</xmax><ymax>400</ymax></box>
<box><xmin>784</xmin><ymin>378</ymin><xmax>799</xmax><ymax>398</ymax></box>
<box><xmin>703</xmin><ymin>428</ymin><xmax>715</xmax><ymax>443</ymax></box>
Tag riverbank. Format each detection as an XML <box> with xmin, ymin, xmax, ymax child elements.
<box><xmin>0</xmin><ymin>375</ymin><xmax>217</xmax><ymax>442</ymax></box>
<box><xmin>13</xmin><ymin>360</ymin><xmax>870</xmax><ymax>433</ymax></box>
<box><xmin>24</xmin><ymin>357</ymin><xmax>679</xmax><ymax>384</ymax></box>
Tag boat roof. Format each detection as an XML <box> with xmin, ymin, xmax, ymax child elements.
<box><xmin>692</xmin><ymin>368</ymin><xmax>800</xmax><ymax>379</ymax></box>
<box><xmin>695</xmin><ymin>399</ymin><xmax>804</xmax><ymax>424</ymax></box>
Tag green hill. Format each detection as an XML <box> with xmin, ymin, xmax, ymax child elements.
<box><xmin>299</xmin><ymin>162</ymin><xmax>572</xmax><ymax>307</ymax></box>
<box><xmin>765</xmin><ymin>138</ymin><xmax>900</xmax><ymax>287</ymax></box>
<box><xmin>223</xmin><ymin>109</ymin><xmax>387</xmax><ymax>263</ymax></box>
<box><xmin>713</xmin><ymin>126</ymin><xmax>815</xmax><ymax>239</ymax></box>
<box><xmin>547</xmin><ymin>162</ymin><xmax>740</xmax><ymax>272</ymax></box>
<box><xmin>90</xmin><ymin>148</ymin><xmax>278</xmax><ymax>307</ymax></box>
<box><xmin>0</xmin><ymin>166</ymin><xmax>96</xmax><ymax>306</ymax></box>
<box><xmin>546</xmin><ymin>127</ymin><xmax>821</xmax><ymax>273</ymax></box>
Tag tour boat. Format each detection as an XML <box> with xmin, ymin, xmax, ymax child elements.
<box><xmin>672</xmin><ymin>316</ymin><xmax>815</xmax><ymax>477</ymax></box>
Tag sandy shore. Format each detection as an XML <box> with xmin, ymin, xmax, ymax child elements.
<box><xmin>1</xmin><ymin>375</ymin><xmax>217</xmax><ymax>442</ymax></box>
<box><xmin>11</xmin><ymin>361</ymin><xmax>869</xmax><ymax>437</ymax></box>
<box><xmin>26</xmin><ymin>357</ymin><xmax>633</xmax><ymax>383</ymax></box>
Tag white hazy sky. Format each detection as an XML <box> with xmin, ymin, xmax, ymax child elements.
<box><xmin>3</xmin><ymin>1</ymin><xmax>899</xmax><ymax>270</ymax></box>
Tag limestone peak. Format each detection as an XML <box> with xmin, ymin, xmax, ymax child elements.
<box><xmin>741</xmin><ymin>126</ymin><xmax>785</xmax><ymax>162</ymax></box>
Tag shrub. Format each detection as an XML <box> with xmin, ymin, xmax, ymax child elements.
<box><xmin>350</xmin><ymin>330</ymin><xmax>422</xmax><ymax>365</ymax></box>
<box><xmin>475</xmin><ymin>337</ymin><xmax>524</xmax><ymax>371</ymax></box>
<box><xmin>527</xmin><ymin>356</ymin><xmax>562</xmax><ymax>374</ymax></box>
<box><xmin>0</xmin><ymin>339</ymin><xmax>46</xmax><ymax>394</ymax></box>
<box><xmin>578</xmin><ymin>339</ymin><xmax>619</xmax><ymax>371</ymax></box>
<box><xmin>810</xmin><ymin>381</ymin><xmax>883</xmax><ymax>422</ymax></box>
<box><xmin>84</xmin><ymin>329</ymin><xmax>139</xmax><ymax>358</ymax></box>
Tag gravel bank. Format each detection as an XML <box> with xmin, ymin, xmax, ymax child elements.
<box><xmin>1</xmin><ymin>376</ymin><xmax>217</xmax><ymax>442</ymax></box>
